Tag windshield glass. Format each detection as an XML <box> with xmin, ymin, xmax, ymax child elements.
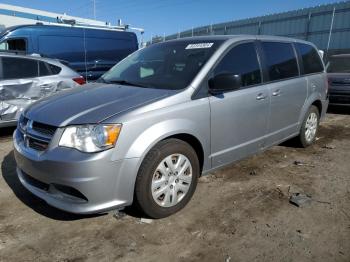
<box><xmin>327</xmin><ymin>56</ymin><xmax>350</xmax><ymax>73</ymax></box>
<box><xmin>101</xmin><ymin>40</ymin><xmax>224</xmax><ymax>90</ymax></box>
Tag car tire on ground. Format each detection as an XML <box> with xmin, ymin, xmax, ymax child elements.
<box><xmin>298</xmin><ymin>105</ymin><xmax>320</xmax><ymax>148</ymax></box>
<box><xmin>134</xmin><ymin>138</ymin><xmax>199</xmax><ymax>218</ymax></box>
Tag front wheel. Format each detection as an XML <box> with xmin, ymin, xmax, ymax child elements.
<box><xmin>298</xmin><ymin>105</ymin><xmax>320</xmax><ymax>147</ymax></box>
<box><xmin>134</xmin><ymin>139</ymin><xmax>199</xmax><ymax>218</ymax></box>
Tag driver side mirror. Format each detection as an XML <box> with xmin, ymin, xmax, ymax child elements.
<box><xmin>208</xmin><ymin>73</ymin><xmax>242</xmax><ymax>93</ymax></box>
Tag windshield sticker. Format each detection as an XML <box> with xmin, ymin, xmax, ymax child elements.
<box><xmin>185</xmin><ymin>43</ymin><xmax>214</xmax><ymax>49</ymax></box>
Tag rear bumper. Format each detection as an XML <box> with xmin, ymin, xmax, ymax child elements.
<box><xmin>13</xmin><ymin>129</ymin><xmax>140</xmax><ymax>214</ymax></box>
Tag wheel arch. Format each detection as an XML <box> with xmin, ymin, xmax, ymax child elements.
<box><xmin>311</xmin><ymin>99</ymin><xmax>322</xmax><ymax>115</ymax></box>
<box><xmin>298</xmin><ymin>94</ymin><xmax>323</xmax><ymax>130</ymax></box>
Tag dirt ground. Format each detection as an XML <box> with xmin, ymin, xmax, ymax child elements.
<box><xmin>0</xmin><ymin>108</ymin><xmax>349</xmax><ymax>262</ymax></box>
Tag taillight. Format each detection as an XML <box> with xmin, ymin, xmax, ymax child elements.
<box><xmin>73</xmin><ymin>76</ymin><xmax>86</xmax><ymax>85</ymax></box>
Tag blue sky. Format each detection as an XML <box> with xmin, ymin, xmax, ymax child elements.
<box><xmin>1</xmin><ymin>0</ymin><xmax>342</xmax><ymax>41</ymax></box>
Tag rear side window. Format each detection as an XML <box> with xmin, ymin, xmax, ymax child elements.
<box><xmin>39</xmin><ymin>61</ymin><xmax>62</xmax><ymax>76</ymax></box>
<box><xmin>48</xmin><ymin>64</ymin><xmax>62</xmax><ymax>75</ymax></box>
<box><xmin>296</xmin><ymin>43</ymin><xmax>324</xmax><ymax>74</ymax></box>
<box><xmin>2</xmin><ymin>57</ymin><xmax>38</xmax><ymax>79</ymax></box>
<box><xmin>39</xmin><ymin>62</ymin><xmax>51</xmax><ymax>76</ymax></box>
<box><xmin>261</xmin><ymin>42</ymin><xmax>299</xmax><ymax>81</ymax></box>
<box><xmin>214</xmin><ymin>42</ymin><xmax>262</xmax><ymax>88</ymax></box>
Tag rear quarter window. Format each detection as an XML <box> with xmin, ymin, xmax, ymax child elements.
<box><xmin>296</xmin><ymin>43</ymin><xmax>324</xmax><ymax>74</ymax></box>
<box><xmin>261</xmin><ymin>42</ymin><xmax>299</xmax><ymax>81</ymax></box>
<box><xmin>39</xmin><ymin>61</ymin><xmax>62</xmax><ymax>76</ymax></box>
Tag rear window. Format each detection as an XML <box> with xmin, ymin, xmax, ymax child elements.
<box><xmin>261</xmin><ymin>42</ymin><xmax>299</xmax><ymax>81</ymax></box>
<box><xmin>2</xmin><ymin>57</ymin><xmax>38</xmax><ymax>79</ymax></box>
<box><xmin>296</xmin><ymin>43</ymin><xmax>323</xmax><ymax>74</ymax></box>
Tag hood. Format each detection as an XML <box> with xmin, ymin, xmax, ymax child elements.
<box><xmin>328</xmin><ymin>73</ymin><xmax>350</xmax><ymax>89</ymax></box>
<box><xmin>25</xmin><ymin>83</ymin><xmax>174</xmax><ymax>127</ymax></box>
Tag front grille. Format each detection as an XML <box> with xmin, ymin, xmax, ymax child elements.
<box><xmin>32</xmin><ymin>122</ymin><xmax>57</xmax><ymax>137</ymax></box>
<box><xmin>18</xmin><ymin>116</ymin><xmax>57</xmax><ymax>152</ymax></box>
<box><xmin>331</xmin><ymin>80</ymin><xmax>350</xmax><ymax>86</ymax></box>
<box><xmin>28</xmin><ymin>137</ymin><xmax>49</xmax><ymax>151</ymax></box>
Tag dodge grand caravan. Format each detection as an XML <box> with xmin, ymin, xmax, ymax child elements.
<box><xmin>13</xmin><ymin>35</ymin><xmax>329</xmax><ymax>218</ymax></box>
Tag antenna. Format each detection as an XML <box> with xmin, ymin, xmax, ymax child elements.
<box><xmin>93</xmin><ymin>0</ymin><xmax>96</xmax><ymax>20</ymax></box>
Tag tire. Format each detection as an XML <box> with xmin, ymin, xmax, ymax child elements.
<box><xmin>298</xmin><ymin>105</ymin><xmax>320</xmax><ymax>148</ymax></box>
<box><xmin>134</xmin><ymin>138</ymin><xmax>199</xmax><ymax>218</ymax></box>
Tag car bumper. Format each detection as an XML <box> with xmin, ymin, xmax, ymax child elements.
<box><xmin>329</xmin><ymin>88</ymin><xmax>350</xmax><ymax>105</ymax></box>
<box><xmin>13</xmin><ymin>129</ymin><xmax>140</xmax><ymax>214</ymax></box>
<box><xmin>0</xmin><ymin>119</ymin><xmax>17</xmax><ymax>128</ymax></box>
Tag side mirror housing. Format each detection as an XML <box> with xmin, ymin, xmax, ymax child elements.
<box><xmin>208</xmin><ymin>73</ymin><xmax>241</xmax><ymax>93</ymax></box>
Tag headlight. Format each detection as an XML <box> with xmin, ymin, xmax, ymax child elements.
<box><xmin>59</xmin><ymin>124</ymin><xmax>122</xmax><ymax>153</ymax></box>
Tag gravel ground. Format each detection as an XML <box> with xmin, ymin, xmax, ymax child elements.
<box><xmin>0</xmin><ymin>109</ymin><xmax>349</xmax><ymax>262</ymax></box>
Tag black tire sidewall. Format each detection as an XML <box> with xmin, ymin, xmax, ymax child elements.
<box><xmin>135</xmin><ymin>139</ymin><xmax>199</xmax><ymax>218</ymax></box>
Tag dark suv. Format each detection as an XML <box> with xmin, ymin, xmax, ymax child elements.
<box><xmin>327</xmin><ymin>54</ymin><xmax>350</xmax><ymax>106</ymax></box>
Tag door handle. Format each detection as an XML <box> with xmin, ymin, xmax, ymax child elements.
<box><xmin>256</xmin><ymin>93</ymin><xmax>267</xmax><ymax>100</ymax></box>
<box><xmin>272</xmin><ymin>89</ymin><xmax>281</xmax><ymax>96</ymax></box>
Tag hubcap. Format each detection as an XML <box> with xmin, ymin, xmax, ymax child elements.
<box><xmin>305</xmin><ymin>112</ymin><xmax>318</xmax><ymax>142</ymax></box>
<box><xmin>151</xmin><ymin>154</ymin><xmax>193</xmax><ymax>208</ymax></box>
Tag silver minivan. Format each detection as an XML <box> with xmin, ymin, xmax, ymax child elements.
<box><xmin>13</xmin><ymin>35</ymin><xmax>329</xmax><ymax>218</ymax></box>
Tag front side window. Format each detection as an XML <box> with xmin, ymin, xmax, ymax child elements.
<box><xmin>0</xmin><ymin>38</ymin><xmax>26</xmax><ymax>51</ymax></box>
<box><xmin>213</xmin><ymin>42</ymin><xmax>262</xmax><ymax>88</ymax></box>
<box><xmin>296</xmin><ymin>43</ymin><xmax>324</xmax><ymax>74</ymax></box>
<box><xmin>261</xmin><ymin>42</ymin><xmax>299</xmax><ymax>81</ymax></box>
<box><xmin>2</xmin><ymin>57</ymin><xmax>38</xmax><ymax>79</ymax></box>
<box><xmin>101</xmin><ymin>40</ymin><xmax>224</xmax><ymax>90</ymax></box>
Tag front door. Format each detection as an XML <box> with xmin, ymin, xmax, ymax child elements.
<box><xmin>209</xmin><ymin>42</ymin><xmax>270</xmax><ymax>168</ymax></box>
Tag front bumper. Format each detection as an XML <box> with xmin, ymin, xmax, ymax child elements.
<box><xmin>13</xmin><ymin>129</ymin><xmax>140</xmax><ymax>214</ymax></box>
<box><xmin>329</xmin><ymin>87</ymin><xmax>350</xmax><ymax>106</ymax></box>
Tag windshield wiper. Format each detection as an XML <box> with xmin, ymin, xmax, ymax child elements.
<box><xmin>106</xmin><ymin>79</ymin><xmax>149</xmax><ymax>88</ymax></box>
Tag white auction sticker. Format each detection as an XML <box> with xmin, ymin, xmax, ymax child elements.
<box><xmin>185</xmin><ymin>43</ymin><xmax>214</xmax><ymax>49</ymax></box>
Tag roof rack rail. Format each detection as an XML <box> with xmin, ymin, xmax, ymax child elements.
<box><xmin>51</xmin><ymin>17</ymin><xmax>145</xmax><ymax>34</ymax></box>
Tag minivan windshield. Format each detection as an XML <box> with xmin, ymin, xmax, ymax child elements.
<box><xmin>327</xmin><ymin>55</ymin><xmax>350</xmax><ymax>73</ymax></box>
<box><xmin>100</xmin><ymin>40</ymin><xmax>224</xmax><ymax>90</ymax></box>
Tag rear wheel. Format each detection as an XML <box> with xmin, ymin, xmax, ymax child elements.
<box><xmin>298</xmin><ymin>105</ymin><xmax>320</xmax><ymax>147</ymax></box>
<box><xmin>134</xmin><ymin>139</ymin><xmax>199</xmax><ymax>218</ymax></box>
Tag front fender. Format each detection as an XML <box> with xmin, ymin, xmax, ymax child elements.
<box><xmin>125</xmin><ymin>118</ymin><xmax>206</xmax><ymax>161</ymax></box>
